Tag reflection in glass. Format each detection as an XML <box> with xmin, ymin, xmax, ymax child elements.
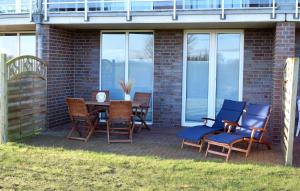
<box><xmin>186</xmin><ymin>34</ymin><xmax>210</xmax><ymax>122</ymax></box>
<box><xmin>20</xmin><ymin>34</ymin><xmax>36</xmax><ymax>56</ymax></box>
<box><xmin>128</xmin><ymin>33</ymin><xmax>153</xmax><ymax>121</ymax></box>
<box><xmin>101</xmin><ymin>33</ymin><xmax>126</xmax><ymax>100</ymax></box>
<box><xmin>0</xmin><ymin>34</ymin><xmax>18</xmax><ymax>60</ymax></box>
<box><xmin>216</xmin><ymin>34</ymin><xmax>240</xmax><ymax>113</ymax></box>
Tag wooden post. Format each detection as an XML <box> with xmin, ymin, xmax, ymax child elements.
<box><xmin>282</xmin><ymin>57</ymin><xmax>299</xmax><ymax>165</ymax></box>
<box><xmin>0</xmin><ymin>54</ymin><xmax>7</xmax><ymax>144</ymax></box>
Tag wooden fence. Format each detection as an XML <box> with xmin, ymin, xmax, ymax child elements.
<box><xmin>0</xmin><ymin>54</ymin><xmax>47</xmax><ymax>142</ymax></box>
<box><xmin>282</xmin><ymin>58</ymin><xmax>299</xmax><ymax>166</ymax></box>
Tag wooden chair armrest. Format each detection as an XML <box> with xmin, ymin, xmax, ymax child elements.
<box><xmin>89</xmin><ymin>109</ymin><xmax>100</xmax><ymax>116</ymax></box>
<box><xmin>202</xmin><ymin>117</ymin><xmax>216</xmax><ymax>124</ymax></box>
<box><xmin>249</xmin><ymin>126</ymin><xmax>265</xmax><ymax>132</ymax></box>
<box><xmin>223</xmin><ymin>120</ymin><xmax>241</xmax><ymax>127</ymax></box>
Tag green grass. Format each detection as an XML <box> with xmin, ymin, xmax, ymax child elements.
<box><xmin>0</xmin><ymin>143</ymin><xmax>300</xmax><ymax>191</ymax></box>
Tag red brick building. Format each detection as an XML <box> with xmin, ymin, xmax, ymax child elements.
<box><xmin>1</xmin><ymin>0</ymin><xmax>300</xmax><ymax>145</ymax></box>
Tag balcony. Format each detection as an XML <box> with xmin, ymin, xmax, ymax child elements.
<box><xmin>5</xmin><ymin>0</ymin><xmax>299</xmax><ymax>26</ymax></box>
<box><xmin>42</xmin><ymin>0</ymin><xmax>277</xmax><ymax>21</ymax></box>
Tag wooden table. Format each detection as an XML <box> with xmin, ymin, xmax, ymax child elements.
<box><xmin>86</xmin><ymin>101</ymin><xmax>150</xmax><ymax>131</ymax></box>
<box><xmin>85</xmin><ymin>101</ymin><xmax>141</xmax><ymax>108</ymax></box>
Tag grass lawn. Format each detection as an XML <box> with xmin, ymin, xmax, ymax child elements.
<box><xmin>0</xmin><ymin>143</ymin><xmax>300</xmax><ymax>191</ymax></box>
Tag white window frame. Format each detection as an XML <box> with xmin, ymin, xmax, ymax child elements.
<box><xmin>0</xmin><ymin>31</ymin><xmax>37</xmax><ymax>57</ymax></box>
<box><xmin>182</xmin><ymin>29</ymin><xmax>244</xmax><ymax>127</ymax></box>
<box><xmin>99</xmin><ymin>30</ymin><xmax>154</xmax><ymax>123</ymax></box>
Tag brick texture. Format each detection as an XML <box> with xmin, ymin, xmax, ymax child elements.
<box><xmin>74</xmin><ymin>30</ymin><xmax>100</xmax><ymax>99</ymax></box>
<box><xmin>272</xmin><ymin>22</ymin><xmax>296</xmax><ymax>143</ymax></box>
<box><xmin>243</xmin><ymin>29</ymin><xmax>274</xmax><ymax>141</ymax></box>
<box><xmin>40</xmin><ymin>25</ymin><xmax>75</xmax><ymax>128</ymax></box>
<box><xmin>244</xmin><ymin>29</ymin><xmax>274</xmax><ymax>104</ymax></box>
<box><xmin>153</xmin><ymin>30</ymin><xmax>183</xmax><ymax>128</ymax></box>
<box><xmin>295</xmin><ymin>29</ymin><xmax>300</xmax><ymax>95</ymax></box>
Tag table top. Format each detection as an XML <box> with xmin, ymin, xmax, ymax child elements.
<box><xmin>86</xmin><ymin>101</ymin><xmax>141</xmax><ymax>108</ymax></box>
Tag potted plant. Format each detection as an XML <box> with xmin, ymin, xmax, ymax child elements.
<box><xmin>120</xmin><ymin>80</ymin><xmax>133</xmax><ymax>101</ymax></box>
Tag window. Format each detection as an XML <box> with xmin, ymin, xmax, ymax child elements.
<box><xmin>100</xmin><ymin>31</ymin><xmax>154</xmax><ymax>121</ymax></box>
<box><xmin>0</xmin><ymin>33</ymin><xmax>36</xmax><ymax>60</ymax></box>
<box><xmin>182</xmin><ymin>30</ymin><xmax>243</xmax><ymax>126</ymax></box>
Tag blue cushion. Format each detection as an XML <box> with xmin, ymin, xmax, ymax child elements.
<box><xmin>212</xmin><ymin>100</ymin><xmax>246</xmax><ymax>129</ymax></box>
<box><xmin>236</xmin><ymin>103</ymin><xmax>271</xmax><ymax>140</ymax></box>
<box><xmin>177</xmin><ymin>99</ymin><xmax>246</xmax><ymax>142</ymax></box>
<box><xmin>207</xmin><ymin>133</ymin><xmax>244</xmax><ymax>144</ymax></box>
<box><xmin>177</xmin><ymin>125</ymin><xmax>224</xmax><ymax>142</ymax></box>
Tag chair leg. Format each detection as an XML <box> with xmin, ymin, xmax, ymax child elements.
<box><xmin>67</xmin><ymin>121</ymin><xmax>80</xmax><ymax>139</ymax></box>
<box><xmin>199</xmin><ymin>140</ymin><xmax>203</xmax><ymax>152</ymax></box>
<box><xmin>181</xmin><ymin>140</ymin><xmax>185</xmax><ymax>149</ymax></box>
<box><xmin>107</xmin><ymin>123</ymin><xmax>110</xmax><ymax>144</ymax></box>
<box><xmin>246</xmin><ymin>139</ymin><xmax>254</xmax><ymax>158</ymax></box>
<box><xmin>260</xmin><ymin>140</ymin><xmax>272</xmax><ymax>150</ymax></box>
<box><xmin>226</xmin><ymin>147</ymin><xmax>232</xmax><ymax>162</ymax></box>
<box><xmin>205</xmin><ymin>144</ymin><xmax>210</xmax><ymax>158</ymax></box>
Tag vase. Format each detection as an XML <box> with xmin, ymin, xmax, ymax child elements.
<box><xmin>96</xmin><ymin>92</ymin><xmax>106</xmax><ymax>102</ymax></box>
<box><xmin>124</xmin><ymin>94</ymin><xmax>131</xmax><ymax>101</ymax></box>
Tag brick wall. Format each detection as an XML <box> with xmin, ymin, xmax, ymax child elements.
<box><xmin>153</xmin><ymin>30</ymin><xmax>183</xmax><ymax>128</ymax></box>
<box><xmin>74</xmin><ymin>30</ymin><xmax>100</xmax><ymax>100</ymax></box>
<box><xmin>40</xmin><ymin>25</ymin><xmax>75</xmax><ymax>128</ymax></box>
<box><xmin>243</xmin><ymin>29</ymin><xmax>274</xmax><ymax>141</ymax></box>
<box><xmin>243</xmin><ymin>29</ymin><xmax>274</xmax><ymax>104</ymax></box>
<box><xmin>295</xmin><ymin>29</ymin><xmax>300</xmax><ymax>96</ymax></box>
<box><xmin>272</xmin><ymin>22</ymin><xmax>296</xmax><ymax>143</ymax></box>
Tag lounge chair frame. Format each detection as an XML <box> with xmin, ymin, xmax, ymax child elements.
<box><xmin>205</xmin><ymin>107</ymin><xmax>272</xmax><ymax>162</ymax></box>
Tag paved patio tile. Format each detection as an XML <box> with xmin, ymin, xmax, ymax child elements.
<box><xmin>20</xmin><ymin>124</ymin><xmax>286</xmax><ymax>166</ymax></box>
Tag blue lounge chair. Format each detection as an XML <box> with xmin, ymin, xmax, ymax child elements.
<box><xmin>177</xmin><ymin>99</ymin><xmax>246</xmax><ymax>152</ymax></box>
<box><xmin>205</xmin><ymin>103</ymin><xmax>271</xmax><ymax>162</ymax></box>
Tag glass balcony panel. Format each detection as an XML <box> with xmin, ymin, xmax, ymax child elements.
<box><xmin>48</xmin><ymin>0</ymin><xmax>85</xmax><ymax>12</ymax></box>
<box><xmin>0</xmin><ymin>0</ymin><xmax>14</xmax><ymax>13</ymax></box>
<box><xmin>184</xmin><ymin>0</ymin><xmax>221</xmax><ymax>9</ymax></box>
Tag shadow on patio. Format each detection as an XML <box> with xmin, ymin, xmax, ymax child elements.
<box><xmin>18</xmin><ymin>124</ymin><xmax>286</xmax><ymax>166</ymax></box>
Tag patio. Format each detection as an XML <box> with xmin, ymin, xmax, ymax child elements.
<box><xmin>20</xmin><ymin>124</ymin><xmax>287</xmax><ymax>166</ymax></box>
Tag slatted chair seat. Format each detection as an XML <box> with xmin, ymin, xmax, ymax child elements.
<box><xmin>132</xmin><ymin>92</ymin><xmax>152</xmax><ymax>131</ymax></box>
<box><xmin>107</xmin><ymin>101</ymin><xmax>135</xmax><ymax>144</ymax></box>
<box><xmin>66</xmin><ymin>98</ymin><xmax>99</xmax><ymax>142</ymax></box>
<box><xmin>205</xmin><ymin>103</ymin><xmax>272</xmax><ymax>162</ymax></box>
<box><xmin>177</xmin><ymin>99</ymin><xmax>246</xmax><ymax>152</ymax></box>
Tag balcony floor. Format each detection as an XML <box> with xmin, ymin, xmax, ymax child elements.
<box><xmin>18</xmin><ymin>124</ymin><xmax>292</xmax><ymax>166</ymax></box>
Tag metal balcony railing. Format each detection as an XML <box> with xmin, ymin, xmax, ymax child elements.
<box><xmin>43</xmin><ymin>0</ymin><xmax>276</xmax><ymax>21</ymax></box>
<box><xmin>0</xmin><ymin>0</ymin><xmax>36</xmax><ymax>21</ymax></box>
<box><xmin>0</xmin><ymin>0</ymin><xmax>277</xmax><ymax>21</ymax></box>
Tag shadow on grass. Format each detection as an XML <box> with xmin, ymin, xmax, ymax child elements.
<box><xmin>14</xmin><ymin>126</ymin><xmax>285</xmax><ymax>166</ymax></box>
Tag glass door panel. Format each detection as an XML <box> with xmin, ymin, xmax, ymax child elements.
<box><xmin>0</xmin><ymin>34</ymin><xmax>18</xmax><ymax>60</ymax></box>
<box><xmin>20</xmin><ymin>34</ymin><xmax>36</xmax><ymax>56</ymax></box>
<box><xmin>215</xmin><ymin>33</ymin><xmax>241</xmax><ymax>113</ymax></box>
<box><xmin>185</xmin><ymin>34</ymin><xmax>210</xmax><ymax>122</ymax></box>
<box><xmin>128</xmin><ymin>33</ymin><xmax>153</xmax><ymax>121</ymax></box>
<box><xmin>101</xmin><ymin>33</ymin><xmax>126</xmax><ymax>100</ymax></box>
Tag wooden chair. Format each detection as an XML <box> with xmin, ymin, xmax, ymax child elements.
<box><xmin>205</xmin><ymin>103</ymin><xmax>272</xmax><ymax>162</ymax></box>
<box><xmin>66</xmin><ymin>98</ymin><xmax>99</xmax><ymax>142</ymax></box>
<box><xmin>132</xmin><ymin>92</ymin><xmax>151</xmax><ymax>131</ymax></box>
<box><xmin>107</xmin><ymin>101</ymin><xmax>135</xmax><ymax>144</ymax></box>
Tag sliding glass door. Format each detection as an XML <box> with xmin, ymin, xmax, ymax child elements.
<box><xmin>101</xmin><ymin>31</ymin><xmax>154</xmax><ymax>121</ymax></box>
<box><xmin>183</xmin><ymin>31</ymin><xmax>243</xmax><ymax>126</ymax></box>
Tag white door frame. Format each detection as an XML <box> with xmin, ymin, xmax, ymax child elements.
<box><xmin>99</xmin><ymin>30</ymin><xmax>154</xmax><ymax>123</ymax></box>
<box><xmin>182</xmin><ymin>29</ymin><xmax>244</xmax><ymax>126</ymax></box>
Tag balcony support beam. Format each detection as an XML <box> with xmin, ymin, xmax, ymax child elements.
<box><xmin>127</xmin><ymin>0</ymin><xmax>132</xmax><ymax>21</ymax></box>
<box><xmin>295</xmin><ymin>0</ymin><xmax>299</xmax><ymax>19</ymax></box>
